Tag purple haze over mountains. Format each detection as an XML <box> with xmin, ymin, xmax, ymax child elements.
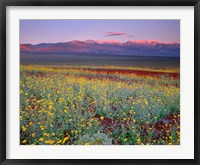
<box><xmin>20</xmin><ymin>40</ymin><xmax>180</xmax><ymax>57</ymax></box>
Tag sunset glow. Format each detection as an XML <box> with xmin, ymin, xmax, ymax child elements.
<box><xmin>20</xmin><ymin>20</ymin><xmax>180</xmax><ymax>44</ymax></box>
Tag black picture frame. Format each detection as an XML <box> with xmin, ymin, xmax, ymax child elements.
<box><xmin>0</xmin><ymin>0</ymin><xmax>199</xmax><ymax>164</ymax></box>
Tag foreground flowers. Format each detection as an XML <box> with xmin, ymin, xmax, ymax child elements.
<box><xmin>20</xmin><ymin>65</ymin><xmax>180</xmax><ymax>145</ymax></box>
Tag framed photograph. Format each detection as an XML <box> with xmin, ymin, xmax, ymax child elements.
<box><xmin>0</xmin><ymin>0</ymin><xmax>199</xmax><ymax>164</ymax></box>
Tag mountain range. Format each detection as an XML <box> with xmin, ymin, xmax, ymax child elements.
<box><xmin>20</xmin><ymin>40</ymin><xmax>180</xmax><ymax>57</ymax></box>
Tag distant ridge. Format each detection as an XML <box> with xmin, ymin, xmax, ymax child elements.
<box><xmin>20</xmin><ymin>40</ymin><xmax>180</xmax><ymax>57</ymax></box>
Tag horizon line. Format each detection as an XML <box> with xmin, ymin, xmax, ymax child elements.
<box><xmin>20</xmin><ymin>39</ymin><xmax>180</xmax><ymax>45</ymax></box>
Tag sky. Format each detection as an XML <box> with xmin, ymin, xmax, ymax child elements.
<box><xmin>20</xmin><ymin>20</ymin><xmax>180</xmax><ymax>44</ymax></box>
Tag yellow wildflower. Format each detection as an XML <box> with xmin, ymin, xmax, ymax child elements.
<box><xmin>22</xmin><ymin>139</ymin><xmax>27</xmax><ymax>144</ymax></box>
<box><xmin>39</xmin><ymin>138</ymin><xmax>43</xmax><ymax>142</ymax></box>
<box><xmin>22</xmin><ymin>126</ymin><xmax>26</xmax><ymax>131</ymax></box>
<box><xmin>100</xmin><ymin>116</ymin><xmax>104</xmax><ymax>120</ymax></box>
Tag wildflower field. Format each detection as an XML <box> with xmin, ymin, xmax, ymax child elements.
<box><xmin>20</xmin><ymin>65</ymin><xmax>180</xmax><ymax>145</ymax></box>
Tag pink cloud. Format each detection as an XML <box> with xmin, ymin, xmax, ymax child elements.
<box><xmin>105</xmin><ymin>32</ymin><xmax>126</xmax><ymax>36</ymax></box>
